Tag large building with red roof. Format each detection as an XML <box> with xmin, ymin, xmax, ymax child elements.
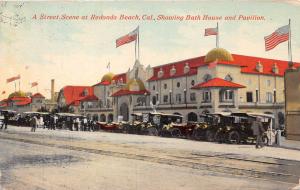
<box><xmin>57</xmin><ymin>48</ymin><xmax>299</xmax><ymax>127</ymax></box>
<box><xmin>0</xmin><ymin>91</ymin><xmax>46</xmax><ymax>112</ymax></box>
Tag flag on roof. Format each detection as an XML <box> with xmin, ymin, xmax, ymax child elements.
<box><xmin>264</xmin><ymin>25</ymin><xmax>289</xmax><ymax>51</ymax></box>
<box><xmin>31</xmin><ymin>82</ymin><xmax>38</xmax><ymax>88</ymax></box>
<box><xmin>204</xmin><ymin>27</ymin><xmax>218</xmax><ymax>36</ymax></box>
<box><xmin>6</xmin><ymin>74</ymin><xmax>20</xmax><ymax>83</ymax></box>
<box><xmin>116</xmin><ymin>27</ymin><xmax>138</xmax><ymax>48</ymax></box>
<box><xmin>1</xmin><ymin>91</ymin><xmax>5</xmax><ymax>95</ymax></box>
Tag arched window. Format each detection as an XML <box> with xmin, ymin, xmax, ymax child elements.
<box><xmin>177</xmin><ymin>82</ymin><xmax>181</xmax><ymax>88</ymax></box>
<box><xmin>108</xmin><ymin>114</ymin><xmax>114</xmax><ymax>123</ymax></box>
<box><xmin>187</xmin><ymin>112</ymin><xmax>198</xmax><ymax>122</ymax></box>
<box><xmin>164</xmin><ymin>83</ymin><xmax>167</xmax><ymax>89</ymax></box>
<box><xmin>225</xmin><ymin>74</ymin><xmax>233</xmax><ymax>81</ymax></box>
<box><xmin>100</xmin><ymin>114</ymin><xmax>106</xmax><ymax>122</ymax></box>
<box><xmin>203</xmin><ymin>74</ymin><xmax>212</xmax><ymax>82</ymax></box>
<box><xmin>152</xmin><ymin>96</ymin><xmax>157</xmax><ymax>105</ymax></box>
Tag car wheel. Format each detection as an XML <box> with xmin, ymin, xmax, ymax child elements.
<box><xmin>171</xmin><ymin>128</ymin><xmax>181</xmax><ymax>138</ymax></box>
<box><xmin>228</xmin><ymin>131</ymin><xmax>241</xmax><ymax>144</ymax></box>
<box><xmin>147</xmin><ymin>127</ymin><xmax>158</xmax><ymax>136</ymax></box>
<box><xmin>206</xmin><ymin>130</ymin><xmax>215</xmax><ymax>142</ymax></box>
<box><xmin>262</xmin><ymin>134</ymin><xmax>269</xmax><ymax>146</ymax></box>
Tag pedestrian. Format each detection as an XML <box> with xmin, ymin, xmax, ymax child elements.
<box><xmin>251</xmin><ymin>117</ymin><xmax>265</xmax><ymax>149</ymax></box>
<box><xmin>3</xmin><ymin>113</ymin><xmax>9</xmax><ymax>130</ymax></box>
<box><xmin>30</xmin><ymin>116</ymin><xmax>37</xmax><ymax>132</ymax></box>
<box><xmin>53</xmin><ymin>115</ymin><xmax>58</xmax><ymax>130</ymax></box>
<box><xmin>83</xmin><ymin>117</ymin><xmax>87</xmax><ymax>131</ymax></box>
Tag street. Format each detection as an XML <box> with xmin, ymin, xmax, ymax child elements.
<box><xmin>0</xmin><ymin>126</ymin><xmax>300</xmax><ymax>190</ymax></box>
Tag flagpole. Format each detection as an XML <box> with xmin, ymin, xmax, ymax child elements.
<box><xmin>135</xmin><ymin>33</ymin><xmax>137</xmax><ymax>60</ymax></box>
<box><xmin>288</xmin><ymin>19</ymin><xmax>293</xmax><ymax>68</ymax></box>
<box><xmin>216</xmin><ymin>22</ymin><xmax>219</xmax><ymax>48</ymax></box>
<box><xmin>138</xmin><ymin>26</ymin><xmax>140</xmax><ymax>60</ymax></box>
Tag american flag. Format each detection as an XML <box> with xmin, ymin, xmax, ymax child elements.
<box><xmin>264</xmin><ymin>25</ymin><xmax>289</xmax><ymax>51</ymax></box>
<box><xmin>204</xmin><ymin>27</ymin><xmax>218</xmax><ymax>36</ymax></box>
<box><xmin>31</xmin><ymin>82</ymin><xmax>38</xmax><ymax>88</ymax></box>
<box><xmin>116</xmin><ymin>27</ymin><xmax>138</xmax><ymax>48</ymax></box>
<box><xmin>6</xmin><ymin>74</ymin><xmax>20</xmax><ymax>83</ymax></box>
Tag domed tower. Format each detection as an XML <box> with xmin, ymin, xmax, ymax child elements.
<box><xmin>204</xmin><ymin>48</ymin><xmax>234</xmax><ymax>63</ymax></box>
<box><xmin>8</xmin><ymin>91</ymin><xmax>27</xmax><ymax>98</ymax></box>
<box><xmin>101</xmin><ymin>72</ymin><xmax>115</xmax><ymax>84</ymax></box>
<box><xmin>124</xmin><ymin>78</ymin><xmax>146</xmax><ymax>91</ymax></box>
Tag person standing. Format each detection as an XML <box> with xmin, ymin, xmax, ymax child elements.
<box><xmin>30</xmin><ymin>116</ymin><xmax>37</xmax><ymax>132</ymax></box>
<box><xmin>251</xmin><ymin>117</ymin><xmax>265</xmax><ymax>148</ymax></box>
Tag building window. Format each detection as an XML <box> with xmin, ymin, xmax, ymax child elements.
<box><xmin>164</xmin><ymin>84</ymin><xmax>167</xmax><ymax>89</ymax></box>
<box><xmin>219</xmin><ymin>90</ymin><xmax>234</xmax><ymax>102</ymax></box>
<box><xmin>163</xmin><ymin>95</ymin><xmax>168</xmax><ymax>103</ymax></box>
<box><xmin>202</xmin><ymin>91</ymin><xmax>211</xmax><ymax>102</ymax></box>
<box><xmin>246</xmin><ymin>92</ymin><xmax>253</xmax><ymax>102</ymax></box>
<box><xmin>191</xmin><ymin>80</ymin><xmax>195</xmax><ymax>86</ymax></box>
<box><xmin>190</xmin><ymin>92</ymin><xmax>196</xmax><ymax>102</ymax></box>
<box><xmin>176</xmin><ymin>94</ymin><xmax>182</xmax><ymax>103</ymax></box>
<box><xmin>225</xmin><ymin>74</ymin><xmax>233</xmax><ymax>81</ymax></box>
<box><xmin>152</xmin><ymin>85</ymin><xmax>155</xmax><ymax>91</ymax></box>
<box><xmin>267</xmin><ymin>80</ymin><xmax>271</xmax><ymax>87</ymax></box>
<box><xmin>177</xmin><ymin>82</ymin><xmax>180</xmax><ymax>88</ymax></box>
<box><xmin>203</xmin><ymin>74</ymin><xmax>212</xmax><ymax>82</ymax></box>
<box><xmin>266</xmin><ymin>92</ymin><xmax>273</xmax><ymax>103</ymax></box>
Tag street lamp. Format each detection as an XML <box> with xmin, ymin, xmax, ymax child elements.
<box><xmin>273</xmin><ymin>88</ymin><xmax>277</xmax><ymax>103</ymax></box>
<box><xmin>169</xmin><ymin>89</ymin><xmax>172</xmax><ymax>105</ymax></box>
<box><xmin>144</xmin><ymin>92</ymin><xmax>147</xmax><ymax>107</ymax></box>
<box><xmin>184</xmin><ymin>88</ymin><xmax>187</xmax><ymax>108</ymax></box>
<box><xmin>255</xmin><ymin>88</ymin><xmax>259</xmax><ymax>103</ymax></box>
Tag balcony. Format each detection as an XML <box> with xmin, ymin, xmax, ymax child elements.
<box><xmin>239</xmin><ymin>102</ymin><xmax>284</xmax><ymax>109</ymax></box>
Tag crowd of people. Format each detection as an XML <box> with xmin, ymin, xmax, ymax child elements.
<box><xmin>0</xmin><ymin>111</ymin><xmax>99</xmax><ymax>133</ymax></box>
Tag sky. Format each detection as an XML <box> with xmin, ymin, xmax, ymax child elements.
<box><xmin>0</xmin><ymin>0</ymin><xmax>300</xmax><ymax>99</ymax></box>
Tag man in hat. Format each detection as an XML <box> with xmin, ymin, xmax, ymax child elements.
<box><xmin>251</xmin><ymin>117</ymin><xmax>265</xmax><ymax>148</ymax></box>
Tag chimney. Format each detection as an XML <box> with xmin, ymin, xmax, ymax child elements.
<box><xmin>51</xmin><ymin>79</ymin><xmax>55</xmax><ymax>102</ymax></box>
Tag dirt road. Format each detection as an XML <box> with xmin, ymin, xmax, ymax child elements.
<box><xmin>1</xmin><ymin>126</ymin><xmax>300</xmax><ymax>190</ymax></box>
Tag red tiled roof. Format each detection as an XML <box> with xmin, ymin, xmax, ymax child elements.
<box><xmin>148</xmin><ymin>57</ymin><xmax>204</xmax><ymax>81</ymax></box>
<box><xmin>0</xmin><ymin>103</ymin><xmax>8</xmax><ymax>107</ymax></box>
<box><xmin>62</xmin><ymin>86</ymin><xmax>94</xmax><ymax>105</ymax></box>
<box><xmin>93</xmin><ymin>73</ymin><xmax>127</xmax><ymax>86</ymax></box>
<box><xmin>15</xmin><ymin>97</ymin><xmax>32</xmax><ymax>106</ymax></box>
<box><xmin>231</xmin><ymin>54</ymin><xmax>300</xmax><ymax>76</ymax></box>
<box><xmin>79</xmin><ymin>95</ymin><xmax>99</xmax><ymax>102</ymax></box>
<box><xmin>191</xmin><ymin>78</ymin><xmax>245</xmax><ymax>89</ymax></box>
<box><xmin>31</xmin><ymin>93</ymin><xmax>45</xmax><ymax>98</ymax></box>
<box><xmin>113</xmin><ymin>73</ymin><xmax>127</xmax><ymax>83</ymax></box>
<box><xmin>147</xmin><ymin>54</ymin><xmax>300</xmax><ymax>81</ymax></box>
<box><xmin>111</xmin><ymin>89</ymin><xmax>150</xmax><ymax>97</ymax></box>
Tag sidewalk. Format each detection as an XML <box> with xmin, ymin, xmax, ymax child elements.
<box><xmin>279</xmin><ymin>137</ymin><xmax>300</xmax><ymax>151</ymax></box>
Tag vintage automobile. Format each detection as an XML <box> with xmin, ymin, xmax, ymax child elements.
<box><xmin>122</xmin><ymin>113</ymin><xmax>144</xmax><ymax>134</ymax></box>
<box><xmin>217</xmin><ymin>112</ymin><xmax>275</xmax><ymax>145</ymax></box>
<box><xmin>56</xmin><ymin>113</ymin><xmax>83</xmax><ymax>131</ymax></box>
<box><xmin>0</xmin><ymin>110</ymin><xmax>16</xmax><ymax>126</ymax></box>
<box><xmin>97</xmin><ymin>121</ymin><xmax>124</xmax><ymax>133</ymax></box>
<box><xmin>192</xmin><ymin>112</ymin><xmax>233</xmax><ymax>142</ymax></box>
<box><xmin>192</xmin><ymin>114</ymin><xmax>215</xmax><ymax>141</ymax></box>
<box><xmin>138</xmin><ymin>112</ymin><xmax>183</xmax><ymax>136</ymax></box>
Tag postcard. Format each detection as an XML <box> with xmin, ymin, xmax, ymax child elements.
<box><xmin>0</xmin><ymin>1</ymin><xmax>300</xmax><ymax>190</ymax></box>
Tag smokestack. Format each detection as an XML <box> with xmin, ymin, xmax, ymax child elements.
<box><xmin>51</xmin><ymin>79</ymin><xmax>55</xmax><ymax>102</ymax></box>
